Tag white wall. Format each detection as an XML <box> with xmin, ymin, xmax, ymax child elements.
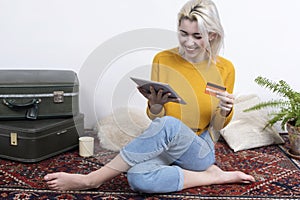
<box><xmin>0</xmin><ymin>0</ymin><xmax>299</xmax><ymax>128</ymax></box>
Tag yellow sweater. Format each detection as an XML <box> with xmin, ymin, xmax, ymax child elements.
<box><xmin>147</xmin><ymin>48</ymin><xmax>235</xmax><ymax>135</ymax></box>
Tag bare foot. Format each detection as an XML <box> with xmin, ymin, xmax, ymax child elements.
<box><xmin>44</xmin><ymin>172</ymin><xmax>92</xmax><ymax>191</ymax></box>
<box><xmin>183</xmin><ymin>164</ymin><xmax>255</xmax><ymax>189</ymax></box>
<box><xmin>207</xmin><ymin>165</ymin><xmax>255</xmax><ymax>184</ymax></box>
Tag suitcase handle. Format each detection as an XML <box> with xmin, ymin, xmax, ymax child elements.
<box><xmin>3</xmin><ymin>98</ymin><xmax>41</xmax><ymax>119</ymax></box>
<box><xmin>3</xmin><ymin>98</ymin><xmax>41</xmax><ymax>109</ymax></box>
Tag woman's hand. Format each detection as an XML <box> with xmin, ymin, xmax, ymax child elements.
<box><xmin>137</xmin><ymin>85</ymin><xmax>180</xmax><ymax>107</ymax></box>
<box><xmin>216</xmin><ymin>91</ymin><xmax>234</xmax><ymax>117</ymax></box>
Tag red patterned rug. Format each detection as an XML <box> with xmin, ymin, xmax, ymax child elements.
<box><xmin>0</xmin><ymin>133</ymin><xmax>299</xmax><ymax>200</ymax></box>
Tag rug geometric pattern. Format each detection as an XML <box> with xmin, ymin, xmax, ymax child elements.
<box><xmin>0</xmin><ymin>134</ymin><xmax>299</xmax><ymax>199</ymax></box>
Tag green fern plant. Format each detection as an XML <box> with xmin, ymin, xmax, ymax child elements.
<box><xmin>244</xmin><ymin>76</ymin><xmax>300</xmax><ymax>130</ymax></box>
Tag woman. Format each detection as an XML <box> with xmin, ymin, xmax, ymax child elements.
<box><xmin>44</xmin><ymin>0</ymin><xmax>255</xmax><ymax>193</ymax></box>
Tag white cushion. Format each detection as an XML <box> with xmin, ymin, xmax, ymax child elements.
<box><xmin>220</xmin><ymin>94</ymin><xmax>284</xmax><ymax>152</ymax></box>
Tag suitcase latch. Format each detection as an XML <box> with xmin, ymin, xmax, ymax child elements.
<box><xmin>10</xmin><ymin>132</ymin><xmax>18</xmax><ymax>146</ymax></box>
<box><xmin>53</xmin><ymin>91</ymin><xmax>64</xmax><ymax>103</ymax></box>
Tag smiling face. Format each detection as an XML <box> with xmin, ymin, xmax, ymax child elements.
<box><xmin>178</xmin><ymin>18</ymin><xmax>210</xmax><ymax>63</ymax></box>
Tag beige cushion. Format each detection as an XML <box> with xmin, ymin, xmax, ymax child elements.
<box><xmin>220</xmin><ymin>94</ymin><xmax>284</xmax><ymax>152</ymax></box>
<box><xmin>97</xmin><ymin>107</ymin><xmax>151</xmax><ymax>151</ymax></box>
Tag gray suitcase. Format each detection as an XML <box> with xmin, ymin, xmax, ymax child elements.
<box><xmin>0</xmin><ymin>70</ymin><xmax>79</xmax><ymax>119</ymax></box>
<box><xmin>0</xmin><ymin>113</ymin><xmax>84</xmax><ymax>162</ymax></box>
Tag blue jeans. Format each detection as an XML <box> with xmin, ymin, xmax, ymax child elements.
<box><xmin>120</xmin><ymin>116</ymin><xmax>215</xmax><ymax>193</ymax></box>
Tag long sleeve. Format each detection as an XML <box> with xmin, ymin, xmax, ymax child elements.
<box><xmin>146</xmin><ymin>53</ymin><xmax>166</xmax><ymax>119</ymax></box>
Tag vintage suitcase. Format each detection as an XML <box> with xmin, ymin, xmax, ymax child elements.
<box><xmin>0</xmin><ymin>70</ymin><xmax>79</xmax><ymax>120</ymax></box>
<box><xmin>0</xmin><ymin>113</ymin><xmax>84</xmax><ymax>162</ymax></box>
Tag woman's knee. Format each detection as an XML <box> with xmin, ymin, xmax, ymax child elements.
<box><xmin>159</xmin><ymin>116</ymin><xmax>184</xmax><ymax>134</ymax></box>
<box><xmin>160</xmin><ymin>116</ymin><xmax>181</xmax><ymax>125</ymax></box>
<box><xmin>143</xmin><ymin>116</ymin><xmax>184</xmax><ymax>141</ymax></box>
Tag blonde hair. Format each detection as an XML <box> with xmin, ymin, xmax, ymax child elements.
<box><xmin>178</xmin><ymin>0</ymin><xmax>224</xmax><ymax>61</ymax></box>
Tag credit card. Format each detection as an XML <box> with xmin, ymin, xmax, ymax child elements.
<box><xmin>205</xmin><ymin>82</ymin><xmax>226</xmax><ymax>96</ymax></box>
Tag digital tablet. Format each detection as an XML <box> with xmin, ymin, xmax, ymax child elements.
<box><xmin>130</xmin><ymin>77</ymin><xmax>186</xmax><ymax>104</ymax></box>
